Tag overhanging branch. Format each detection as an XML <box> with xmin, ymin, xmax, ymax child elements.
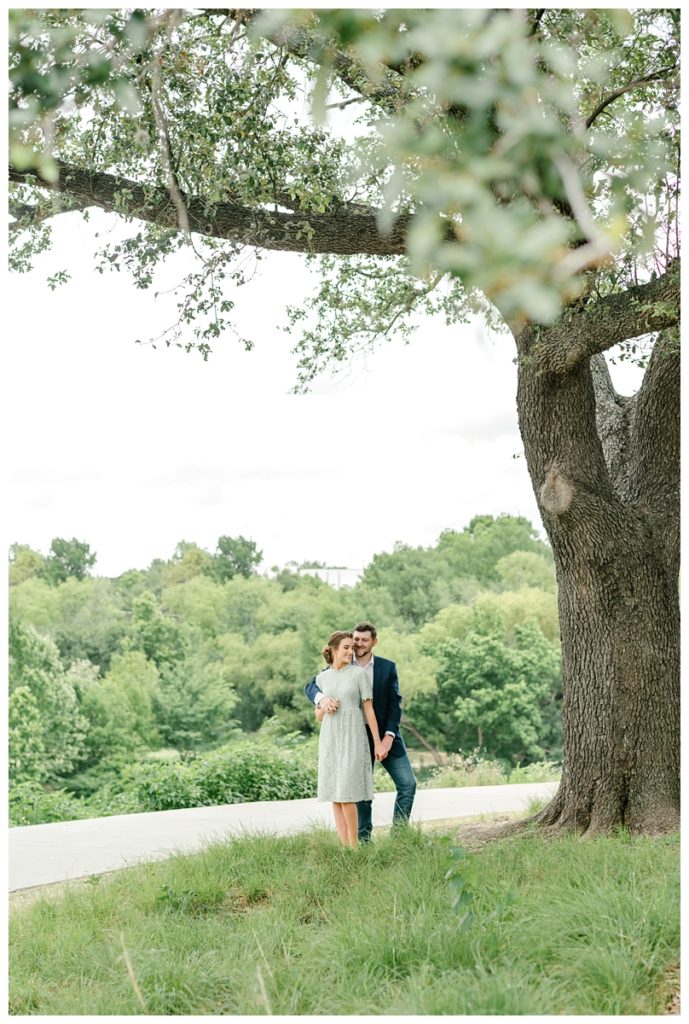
<box><xmin>9</xmin><ymin>202</ymin><xmax>55</xmax><ymax>233</ymax></box>
<box><xmin>9</xmin><ymin>194</ymin><xmax>89</xmax><ymax>232</ymax></box>
<box><xmin>585</xmin><ymin>65</ymin><xmax>678</xmax><ymax>129</ymax></box>
<box><xmin>9</xmin><ymin>159</ymin><xmax>409</xmax><ymax>256</ymax></box>
<box><xmin>530</xmin><ymin>265</ymin><xmax>680</xmax><ymax>375</ymax></box>
<box><xmin>220</xmin><ymin>8</ymin><xmax>408</xmax><ymax>114</ymax></box>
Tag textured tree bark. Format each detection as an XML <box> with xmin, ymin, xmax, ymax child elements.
<box><xmin>9</xmin><ymin>161</ymin><xmax>409</xmax><ymax>257</ymax></box>
<box><xmin>515</xmin><ymin>328</ymin><xmax>680</xmax><ymax>834</ymax></box>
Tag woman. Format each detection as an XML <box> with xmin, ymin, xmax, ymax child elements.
<box><xmin>315</xmin><ymin>630</ymin><xmax>386</xmax><ymax>847</ymax></box>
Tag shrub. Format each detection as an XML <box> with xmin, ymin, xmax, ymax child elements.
<box><xmin>9</xmin><ymin>781</ymin><xmax>88</xmax><ymax>826</ymax></box>
<box><xmin>423</xmin><ymin>754</ymin><xmax>561</xmax><ymax>789</ymax></box>
<box><xmin>61</xmin><ymin>751</ymin><xmax>142</xmax><ymax>798</ymax></box>
<box><xmin>116</xmin><ymin>740</ymin><xmax>318</xmax><ymax>812</ymax></box>
<box><xmin>191</xmin><ymin>741</ymin><xmax>317</xmax><ymax>803</ymax></box>
<box><xmin>84</xmin><ymin>785</ymin><xmax>145</xmax><ymax>817</ymax></box>
<box><xmin>374</xmin><ymin>767</ymin><xmax>397</xmax><ymax>792</ymax></box>
<box><xmin>508</xmin><ymin>760</ymin><xmax>561</xmax><ymax>783</ymax></box>
<box><xmin>119</xmin><ymin>759</ymin><xmax>204</xmax><ymax>811</ymax></box>
<box><xmin>425</xmin><ymin>755</ymin><xmax>507</xmax><ymax>788</ymax></box>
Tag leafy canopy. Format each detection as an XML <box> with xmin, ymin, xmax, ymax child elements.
<box><xmin>8</xmin><ymin>8</ymin><xmax>679</xmax><ymax>386</ymax></box>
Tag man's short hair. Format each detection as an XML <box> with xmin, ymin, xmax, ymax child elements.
<box><xmin>353</xmin><ymin>621</ymin><xmax>377</xmax><ymax>639</ymax></box>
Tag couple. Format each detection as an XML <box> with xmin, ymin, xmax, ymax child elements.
<box><xmin>305</xmin><ymin>621</ymin><xmax>417</xmax><ymax>848</ymax></box>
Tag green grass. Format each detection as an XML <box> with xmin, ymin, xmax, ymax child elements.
<box><xmin>10</xmin><ymin>827</ymin><xmax>678</xmax><ymax>1015</ymax></box>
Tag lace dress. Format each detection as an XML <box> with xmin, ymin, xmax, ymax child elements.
<box><xmin>316</xmin><ymin>664</ymin><xmax>374</xmax><ymax>802</ymax></box>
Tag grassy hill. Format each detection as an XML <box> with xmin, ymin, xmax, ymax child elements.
<box><xmin>10</xmin><ymin>825</ymin><xmax>678</xmax><ymax>1015</ymax></box>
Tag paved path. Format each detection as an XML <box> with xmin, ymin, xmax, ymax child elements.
<box><xmin>9</xmin><ymin>782</ymin><xmax>557</xmax><ymax>891</ymax></box>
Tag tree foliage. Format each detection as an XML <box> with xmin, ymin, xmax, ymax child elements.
<box><xmin>412</xmin><ymin>622</ymin><xmax>562</xmax><ymax>762</ymax></box>
<box><xmin>40</xmin><ymin>537</ymin><xmax>97</xmax><ymax>585</ymax></box>
<box><xmin>78</xmin><ymin>650</ymin><xmax>161</xmax><ymax>764</ymax></box>
<box><xmin>9</xmin><ymin>686</ymin><xmax>47</xmax><ymax>783</ymax></box>
<box><xmin>211</xmin><ymin>535</ymin><xmax>263</xmax><ymax>582</ymax></box>
<box><xmin>8</xmin><ymin>620</ymin><xmax>88</xmax><ymax>780</ymax></box>
<box><xmin>9</xmin><ymin>543</ymin><xmax>46</xmax><ymax>586</ymax></box>
<box><xmin>154</xmin><ymin>653</ymin><xmax>238</xmax><ymax>752</ymax></box>
<box><xmin>8</xmin><ymin>515</ymin><xmax>560</xmax><ymax>802</ymax></box>
<box><xmin>8</xmin><ymin>8</ymin><xmax>679</xmax><ymax>362</ymax></box>
<box><xmin>129</xmin><ymin>591</ymin><xmax>188</xmax><ymax>669</ymax></box>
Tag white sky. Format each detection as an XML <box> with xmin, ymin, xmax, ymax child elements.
<box><xmin>5</xmin><ymin>207</ymin><xmax>644</xmax><ymax>579</ymax></box>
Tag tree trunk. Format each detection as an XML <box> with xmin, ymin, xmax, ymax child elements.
<box><xmin>542</xmin><ymin>516</ymin><xmax>679</xmax><ymax>834</ymax></box>
<box><xmin>515</xmin><ymin>329</ymin><xmax>679</xmax><ymax>835</ymax></box>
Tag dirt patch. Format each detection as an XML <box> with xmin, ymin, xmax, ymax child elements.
<box><xmin>420</xmin><ymin>812</ymin><xmax>518</xmax><ymax>834</ymax></box>
<box><xmin>662</xmin><ymin>963</ymin><xmax>680</xmax><ymax>1015</ymax></box>
<box><xmin>418</xmin><ymin>812</ymin><xmax>531</xmax><ymax>849</ymax></box>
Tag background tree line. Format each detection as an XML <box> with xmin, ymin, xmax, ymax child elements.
<box><xmin>9</xmin><ymin>514</ymin><xmax>561</xmax><ymax>822</ymax></box>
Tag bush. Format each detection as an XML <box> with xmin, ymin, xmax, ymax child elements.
<box><xmin>118</xmin><ymin>740</ymin><xmax>318</xmax><ymax>812</ymax></box>
<box><xmin>193</xmin><ymin>741</ymin><xmax>317</xmax><ymax>803</ymax></box>
<box><xmin>9</xmin><ymin>737</ymin><xmax>322</xmax><ymax>823</ymax></box>
<box><xmin>61</xmin><ymin>751</ymin><xmax>142</xmax><ymax>798</ymax></box>
<box><xmin>508</xmin><ymin>760</ymin><xmax>561</xmax><ymax>783</ymax></box>
<box><xmin>374</xmin><ymin>767</ymin><xmax>397</xmax><ymax>792</ymax></box>
<box><xmin>85</xmin><ymin>785</ymin><xmax>146</xmax><ymax>817</ymax></box>
<box><xmin>425</xmin><ymin>755</ymin><xmax>507</xmax><ymax>788</ymax></box>
<box><xmin>9</xmin><ymin>781</ymin><xmax>88</xmax><ymax>826</ymax></box>
<box><xmin>120</xmin><ymin>759</ymin><xmax>204</xmax><ymax>811</ymax></box>
<box><xmin>423</xmin><ymin>754</ymin><xmax>562</xmax><ymax>789</ymax></box>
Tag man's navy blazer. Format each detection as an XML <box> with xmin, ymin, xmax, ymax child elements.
<box><xmin>304</xmin><ymin>655</ymin><xmax>407</xmax><ymax>758</ymax></box>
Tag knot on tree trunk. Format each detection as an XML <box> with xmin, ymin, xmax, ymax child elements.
<box><xmin>540</xmin><ymin>464</ymin><xmax>574</xmax><ymax>515</ymax></box>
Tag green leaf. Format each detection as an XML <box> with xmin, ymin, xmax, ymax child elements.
<box><xmin>37</xmin><ymin>155</ymin><xmax>60</xmax><ymax>184</ymax></box>
<box><xmin>113</xmin><ymin>79</ymin><xmax>142</xmax><ymax>115</ymax></box>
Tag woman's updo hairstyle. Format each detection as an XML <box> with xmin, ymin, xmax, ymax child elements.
<box><xmin>322</xmin><ymin>630</ymin><xmax>353</xmax><ymax>664</ymax></box>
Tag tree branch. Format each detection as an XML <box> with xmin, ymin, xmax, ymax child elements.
<box><xmin>147</xmin><ymin>43</ymin><xmax>190</xmax><ymax>234</ymax></box>
<box><xmin>9</xmin><ymin>195</ymin><xmax>89</xmax><ymax>232</ymax></box>
<box><xmin>9</xmin><ymin>202</ymin><xmax>54</xmax><ymax>233</ymax></box>
<box><xmin>585</xmin><ymin>65</ymin><xmax>677</xmax><ymax>129</ymax></box>
<box><xmin>590</xmin><ymin>354</ymin><xmax>635</xmax><ymax>499</ymax></box>
<box><xmin>528</xmin><ymin>9</ymin><xmax>546</xmax><ymax>36</ymax></box>
<box><xmin>628</xmin><ymin>332</ymin><xmax>680</xmax><ymax>541</ymax></box>
<box><xmin>9</xmin><ymin>159</ymin><xmax>410</xmax><ymax>256</ymax></box>
<box><xmin>400</xmin><ymin>718</ymin><xmax>447</xmax><ymax>766</ymax></box>
<box><xmin>221</xmin><ymin>8</ymin><xmax>408</xmax><ymax>114</ymax></box>
<box><xmin>529</xmin><ymin>265</ymin><xmax>680</xmax><ymax>375</ymax></box>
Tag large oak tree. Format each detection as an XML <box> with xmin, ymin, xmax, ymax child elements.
<box><xmin>9</xmin><ymin>8</ymin><xmax>680</xmax><ymax>833</ymax></box>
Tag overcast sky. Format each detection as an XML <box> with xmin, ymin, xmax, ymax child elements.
<box><xmin>6</xmin><ymin>204</ymin><xmax>644</xmax><ymax>579</ymax></box>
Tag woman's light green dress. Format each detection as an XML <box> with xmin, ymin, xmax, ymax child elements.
<box><xmin>316</xmin><ymin>664</ymin><xmax>374</xmax><ymax>802</ymax></box>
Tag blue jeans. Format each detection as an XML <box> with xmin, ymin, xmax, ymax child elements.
<box><xmin>357</xmin><ymin>751</ymin><xmax>417</xmax><ymax>842</ymax></box>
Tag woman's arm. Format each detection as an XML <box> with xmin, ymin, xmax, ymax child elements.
<box><xmin>362</xmin><ymin>699</ymin><xmax>380</xmax><ymax>742</ymax></box>
<box><xmin>362</xmin><ymin>698</ymin><xmax>386</xmax><ymax>759</ymax></box>
<box><xmin>315</xmin><ymin>704</ymin><xmax>325</xmax><ymax>723</ymax></box>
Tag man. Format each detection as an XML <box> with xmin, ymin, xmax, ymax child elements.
<box><xmin>305</xmin><ymin>621</ymin><xmax>417</xmax><ymax>842</ymax></box>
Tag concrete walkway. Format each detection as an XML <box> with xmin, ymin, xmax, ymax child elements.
<box><xmin>9</xmin><ymin>782</ymin><xmax>557</xmax><ymax>891</ymax></box>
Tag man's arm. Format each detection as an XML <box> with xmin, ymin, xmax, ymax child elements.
<box><xmin>383</xmin><ymin>662</ymin><xmax>403</xmax><ymax>738</ymax></box>
<box><xmin>304</xmin><ymin>676</ymin><xmax>321</xmax><ymax>704</ymax></box>
<box><xmin>305</xmin><ymin>676</ymin><xmax>339</xmax><ymax>713</ymax></box>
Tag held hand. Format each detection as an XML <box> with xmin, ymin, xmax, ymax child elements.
<box><xmin>374</xmin><ymin>740</ymin><xmax>387</xmax><ymax>761</ymax></box>
<box><xmin>320</xmin><ymin>697</ymin><xmax>340</xmax><ymax>714</ymax></box>
<box><xmin>379</xmin><ymin>735</ymin><xmax>393</xmax><ymax>760</ymax></box>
